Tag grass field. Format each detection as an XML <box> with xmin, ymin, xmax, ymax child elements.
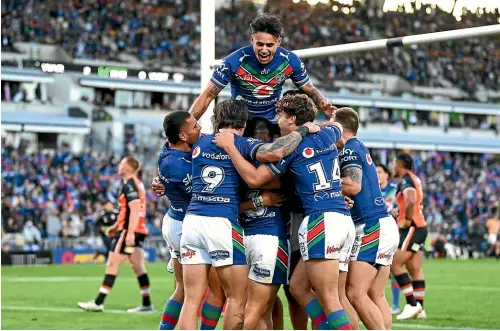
<box><xmin>1</xmin><ymin>259</ymin><xmax>499</xmax><ymax>330</ymax></box>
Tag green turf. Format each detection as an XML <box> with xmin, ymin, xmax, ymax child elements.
<box><xmin>1</xmin><ymin>259</ymin><xmax>499</xmax><ymax>329</ymax></box>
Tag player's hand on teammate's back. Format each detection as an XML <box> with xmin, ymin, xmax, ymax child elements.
<box><xmin>126</xmin><ymin>232</ymin><xmax>136</xmax><ymax>247</ymax></box>
<box><xmin>151</xmin><ymin>176</ymin><xmax>165</xmax><ymax>196</ymax></box>
<box><xmin>213</xmin><ymin>130</ymin><xmax>235</xmax><ymax>151</ymax></box>
<box><xmin>303</xmin><ymin>122</ymin><xmax>320</xmax><ymax>134</ymax></box>
<box><xmin>344</xmin><ymin>196</ymin><xmax>354</xmax><ymax>209</ymax></box>
<box><xmin>320</xmin><ymin>100</ymin><xmax>337</xmax><ymax>118</ymax></box>
<box><xmin>262</xmin><ymin>191</ymin><xmax>286</xmax><ymax>207</ymax></box>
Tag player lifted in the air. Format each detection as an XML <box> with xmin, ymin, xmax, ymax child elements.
<box><xmin>189</xmin><ymin>14</ymin><xmax>335</xmax><ymax>125</ymax></box>
<box><xmin>214</xmin><ymin>94</ymin><xmax>354</xmax><ymax>330</ymax></box>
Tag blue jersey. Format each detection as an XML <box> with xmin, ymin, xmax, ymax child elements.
<box><xmin>157</xmin><ymin>144</ymin><xmax>193</xmax><ymax>221</ymax></box>
<box><xmin>187</xmin><ymin>134</ymin><xmax>263</xmax><ymax>223</ymax></box>
<box><xmin>211</xmin><ymin>45</ymin><xmax>310</xmax><ymax>122</ymax></box>
<box><xmin>239</xmin><ymin>161</ymin><xmax>286</xmax><ymax>237</ymax></box>
<box><xmin>338</xmin><ymin>138</ymin><xmax>388</xmax><ymax>224</ymax></box>
<box><xmin>266</xmin><ymin>126</ymin><xmax>349</xmax><ymax>217</ymax></box>
<box><xmin>381</xmin><ymin>182</ymin><xmax>398</xmax><ymax>213</ymax></box>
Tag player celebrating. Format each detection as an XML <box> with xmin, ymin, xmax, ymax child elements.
<box><xmin>390</xmin><ymin>153</ymin><xmax>427</xmax><ymax>320</ymax></box>
<box><xmin>157</xmin><ymin>111</ymin><xmax>201</xmax><ymax>329</ymax></box>
<box><xmin>177</xmin><ymin>100</ymin><xmax>318</xmax><ymax>330</ymax></box>
<box><xmin>213</xmin><ymin>94</ymin><xmax>354</xmax><ymax>330</ymax></box>
<box><xmin>189</xmin><ymin>13</ymin><xmax>335</xmax><ymax>126</ymax></box>
<box><xmin>335</xmin><ymin>108</ymin><xmax>399</xmax><ymax>330</ymax></box>
<box><xmin>78</xmin><ymin>156</ymin><xmax>153</xmax><ymax>312</ymax></box>
<box><xmin>376</xmin><ymin>163</ymin><xmax>401</xmax><ymax>314</ymax></box>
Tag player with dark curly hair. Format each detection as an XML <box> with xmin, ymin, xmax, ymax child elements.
<box><xmin>189</xmin><ymin>13</ymin><xmax>336</xmax><ymax>127</ymax></box>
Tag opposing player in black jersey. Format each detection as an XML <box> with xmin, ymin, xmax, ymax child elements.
<box><xmin>93</xmin><ymin>200</ymin><xmax>119</xmax><ymax>261</ymax></box>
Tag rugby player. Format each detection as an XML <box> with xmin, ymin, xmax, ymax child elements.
<box><xmin>213</xmin><ymin>94</ymin><xmax>354</xmax><ymax>330</ymax></box>
<box><xmin>78</xmin><ymin>156</ymin><xmax>153</xmax><ymax>312</ymax></box>
<box><xmin>157</xmin><ymin>111</ymin><xmax>202</xmax><ymax>329</ymax></box>
<box><xmin>376</xmin><ymin>164</ymin><xmax>401</xmax><ymax>314</ymax></box>
<box><xmin>177</xmin><ymin>100</ymin><xmax>318</xmax><ymax>330</ymax></box>
<box><xmin>189</xmin><ymin>14</ymin><xmax>336</xmax><ymax>127</ymax></box>
<box><xmin>390</xmin><ymin>153</ymin><xmax>427</xmax><ymax>320</ymax></box>
<box><xmin>93</xmin><ymin>199</ymin><xmax>119</xmax><ymax>261</ymax></box>
<box><xmin>335</xmin><ymin>108</ymin><xmax>399</xmax><ymax>330</ymax></box>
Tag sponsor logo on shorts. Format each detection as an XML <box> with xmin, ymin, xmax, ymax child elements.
<box><xmin>351</xmin><ymin>236</ymin><xmax>361</xmax><ymax>254</ymax></box>
<box><xmin>377</xmin><ymin>252</ymin><xmax>393</xmax><ymax>260</ymax></box>
<box><xmin>209</xmin><ymin>250</ymin><xmax>230</xmax><ymax>261</ymax></box>
<box><xmin>411</xmin><ymin>243</ymin><xmax>421</xmax><ymax>252</ymax></box>
<box><xmin>300</xmin><ymin>242</ymin><xmax>306</xmax><ymax>254</ymax></box>
<box><xmin>253</xmin><ymin>266</ymin><xmax>271</xmax><ymax>278</ymax></box>
<box><xmin>326</xmin><ymin>245</ymin><xmax>341</xmax><ymax>255</ymax></box>
<box><xmin>174</xmin><ymin>250</ymin><xmax>181</xmax><ymax>257</ymax></box>
<box><xmin>181</xmin><ymin>249</ymin><xmax>196</xmax><ymax>259</ymax></box>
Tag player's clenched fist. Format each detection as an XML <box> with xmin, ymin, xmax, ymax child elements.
<box><xmin>213</xmin><ymin>130</ymin><xmax>235</xmax><ymax>151</ymax></box>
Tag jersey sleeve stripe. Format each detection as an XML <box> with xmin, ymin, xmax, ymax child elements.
<box><xmin>266</xmin><ymin>163</ymin><xmax>281</xmax><ymax>175</ymax></box>
<box><xmin>210</xmin><ymin>77</ymin><xmax>227</xmax><ymax>88</ymax></box>
<box><xmin>293</xmin><ymin>77</ymin><xmax>310</xmax><ymax>88</ymax></box>
<box><xmin>249</xmin><ymin>143</ymin><xmax>264</xmax><ymax>160</ymax></box>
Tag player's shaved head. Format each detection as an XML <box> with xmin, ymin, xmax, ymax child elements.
<box><xmin>212</xmin><ymin>100</ymin><xmax>249</xmax><ymax>132</ymax></box>
<box><xmin>244</xmin><ymin>117</ymin><xmax>274</xmax><ymax>142</ymax></box>
<box><xmin>164</xmin><ymin>110</ymin><xmax>191</xmax><ymax>144</ymax></box>
<box><xmin>124</xmin><ymin>156</ymin><xmax>141</xmax><ymax>172</ymax></box>
<box><xmin>277</xmin><ymin>94</ymin><xmax>315</xmax><ymax>126</ymax></box>
<box><xmin>335</xmin><ymin>107</ymin><xmax>359</xmax><ymax>134</ymax></box>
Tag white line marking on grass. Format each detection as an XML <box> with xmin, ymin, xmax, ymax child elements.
<box><xmin>2</xmin><ymin>276</ymin><xmax>171</xmax><ymax>283</ymax></box>
<box><xmin>2</xmin><ymin>306</ymin><xmax>477</xmax><ymax>329</ymax></box>
<box><xmin>1</xmin><ymin>306</ymin><xmax>154</xmax><ymax>315</ymax></box>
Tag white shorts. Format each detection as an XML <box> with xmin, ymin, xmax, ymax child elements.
<box><xmin>298</xmin><ymin>212</ymin><xmax>355</xmax><ymax>272</ymax></box>
<box><xmin>349</xmin><ymin>216</ymin><xmax>399</xmax><ymax>266</ymax></box>
<box><xmin>245</xmin><ymin>234</ymin><xmax>289</xmax><ymax>285</ymax></box>
<box><xmin>162</xmin><ymin>213</ymin><xmax>183</xmax><ymax>259</ymax></box>
<box><xmin>180</xmin><ymin>214</ymin><xmax>246</xmax><ymax>267</ymax></box>
<box><xmin>488</xmin><ymin>233</ymin><xmax>498</xmax><ymax>245</ymax></box>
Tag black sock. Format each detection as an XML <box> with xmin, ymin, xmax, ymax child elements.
<box><xmin>137</xmin><ymin>273</ymin><xmax>151</xmax><ymax>306</ymax></box>
<box><xmin>412</xmin><ymin>280</ymin><xmax>425</xmax><ymax>308</ymax></box>
<box><xmin>394</xmin><ymin>273</ymin><xmax>417</xmax><ymax>306</ymax></box>
<box><xmin>95</xmin><ymin>274</ymin><xmax>116</xmax><ymax>305</ymax></box>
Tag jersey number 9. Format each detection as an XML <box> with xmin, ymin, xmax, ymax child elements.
<box><xmin>201</xmin><ymin>166</ymin><xmax>225</xmax><ymax>193</ymax></box>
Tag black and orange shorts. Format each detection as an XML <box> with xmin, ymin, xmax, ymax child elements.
<box><xmin>398</xmin><ymin>226</ymin><xmax>428</xmax><ymax>253</ymax></box>
<box><xmin>111</xmin><ymin>230</ymin><xmax>146</xmax><ymax>255</ymax></box>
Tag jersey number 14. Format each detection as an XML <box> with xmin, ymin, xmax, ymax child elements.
<box><xmin>307</xmin><ymin>158</ymin><xmax>340</xmax><ymax>192</ymax></box>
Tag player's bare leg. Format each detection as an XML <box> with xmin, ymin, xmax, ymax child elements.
<box><xmin>496</xmin><ymin>240</ymin><xmax>500</xmax><ymax>258</ymax></box>
<box><xmin>178</xmin><ymin>264</ymin><xmax>211</xmax><ymax>330</ymax></box>
<box><xmin>306</xmin><ymin>259</ymin><xmax>353</xmax><ymax>329</ymax></box>
<box><xmin>216</xmin><ymin>264</ymin><xmax>248</xmax><ymax>330</ymax></box>
<box><xmin>77</xmin><ymin>251</ymin><xmax>127</xmax><ymax>311</ymax></box>
<box><xmin>339</xmin><ymin>271</ymin><xmax>359</xmax><ymax>329</ymax></box>
<box><xmin>272</xmin><ymin>296</ymin><xmax>284</xmax><ymax>330</ymax></box>
<box><xmin>391</xmin><ymin>250</ymin><xmax>422</xmax><ymax>320</ymax></box>
<box><xmin>243</xmin><ymin>281</ymin><xmax>280</xmax><ymax>329</ymax></box>
<box><xmin>200</xmin><ymin>267</ymin><xmax>225</xmax><ymax>329</ymax></box>
<box><xmin>346</xmin><ymin>261</ymin><xmax>384</xmax><ymax>329</ymax></box>
<box><xmin>283</xmin><ymin>285</ymin><xmax>309</xmax><ymax>330</ymax></box>
<box><xmin>255</xmin><ymin>296</ymin><xmax>277</xmax><ymax>329</ymax></box>
<box><xmin>290</xmin><ymin>258</ymin><xmax>329</xmax><ymax>330</ymax></box>
<box><xmin>368</xmin><ymin>266</ymin><xmax>392</xmax><ymax>330</ymax></box>
<box><xmin>159</xmin><ymin>258</ymin><xmax>184</xmax><ymax>329</ymax></box>
<box><xmin>406</xmin><ymin>251</ymin><xmax>426</xmax><ymax>319</ymax></box>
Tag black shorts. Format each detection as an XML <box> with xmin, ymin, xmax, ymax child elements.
<box><xmin>110</xmin><ymin>230</ymin><xmax>146</xmax><ymax>255</ymax></box>
<box><xmin>398</xmin><ymin>226</ymin><xmax>428</xmax><ymax>252</ymax></box>
<box><xmin>288</xmin><ymin>250</ymin><xmax>302</xmax><ymax>281</ymax></box>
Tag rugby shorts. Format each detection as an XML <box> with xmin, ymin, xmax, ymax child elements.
<box><xmin>162</xmin><ymin>213</ymin><xmax>183</xmax><ymax>259</ymax></box>
<box><xmin>350</xmin><ymin>215</ymin><xmax>399</xmax><ymax>266</ymax></box>
<box><xmin>245</xmin><ymin>233</ymin><xmax>289</xmax><ymax>285</ymax></box>
<box><xmin>398</xmin><ymin>225</ymin><xmax>428</xmax><ymax>252</ymax></box>
<box><xmin>180</xmin><ymin>214</ymin><xmax>246</xmax><ymax>267</ymax></box>
<box><xmin>298</xmin><ymin>212</ymin><xmax>355</xmax><ymax>269</ymax></box>
<box><xmin>110</xmin><ymin>230</ymin><xmax>146</xmax><ymax>255</ymax></box>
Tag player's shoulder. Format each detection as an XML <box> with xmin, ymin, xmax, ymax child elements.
<box><xmin>400</xmin><ymin>173</ymin><xmax>416</xmax><ymax>188</ymax></box>
<box><xmin>224</xmin><ymin>45</ymin><xmax>254</xmax><ymax>64</ymax></box>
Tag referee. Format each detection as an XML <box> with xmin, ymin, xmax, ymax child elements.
<box><xmin>93</xmin><ymin>199</ymin><xmax>119</xmax><ymax>261</ymax></box>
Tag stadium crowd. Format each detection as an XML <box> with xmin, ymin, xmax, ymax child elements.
<box><xmin>2</xmin><ymin>0</ymin><xmax>499</xmax><ymax>94</ymax></box>
<box><xmin>2</xmin><ymin>141</ymin><xmax>498</xmax><ymax>256</ymax></box>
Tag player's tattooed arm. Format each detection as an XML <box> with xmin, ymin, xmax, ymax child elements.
<box><xmin>340</xmin><ymin>166</ymin><xmax>363</xmax><ymax>196</ymax></box>
<box><xmin>256</xmin><ymin>123</ymin><xmax>320</xmax><ymax>163</ymax></box>
<box><xmin>189</xmin><ymin>82</ymin><xmax>223</xmax><ymax>120</ymax></box>
<box><xmin>299</xmin><ymin>81</ymin><xmax>336</xmax><ymax>117</ymax></box>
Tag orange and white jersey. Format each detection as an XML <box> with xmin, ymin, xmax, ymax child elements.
<box><xmin>396</xmin><ymin>172</ymin><xmax>427</xmax><ymax>228</ymax></box>
<box><xmin>116</xmin><ymin>176</ymin><xmax>148</xmax><ymax>235</ymax></box>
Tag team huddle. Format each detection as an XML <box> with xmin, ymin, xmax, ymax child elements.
<box><xmin>77</xmin><ymin>13</ymin><xmax>428</xmax><ymax>330</ymax></box>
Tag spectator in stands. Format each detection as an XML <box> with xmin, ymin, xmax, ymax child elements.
<box><xmin>23</xmin><ymin>220</ymin><xmax>41</xmax><ymax>252</ymax></box>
